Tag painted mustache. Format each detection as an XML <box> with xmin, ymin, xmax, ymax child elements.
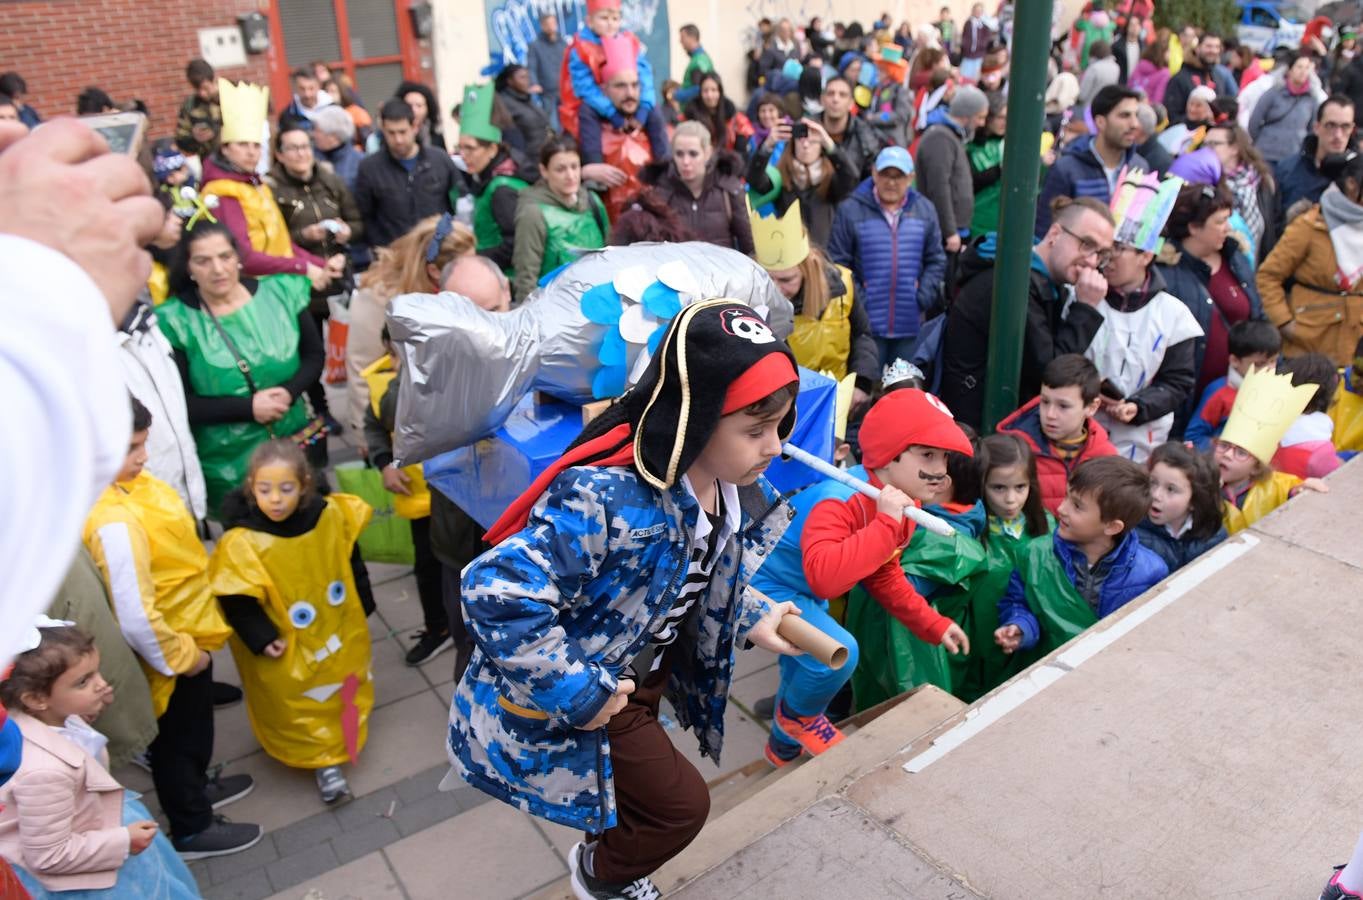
<box><xmin>919</xmin><ymin>471</ymin><xmax>947</xmax><ymax>483</ymax></box>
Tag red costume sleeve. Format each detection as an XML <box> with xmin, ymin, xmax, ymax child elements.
<box><xmin>214</xmin><ymin>195</ymin><xmax>322</xmax><ymax>277</ymax></box>
<box><xmin>801</xmin><ymin>496</ymin><xmax>952</xmax><ymax>644</ymax></box>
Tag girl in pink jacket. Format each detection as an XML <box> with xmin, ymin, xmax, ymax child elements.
<box><xmin>0</xmin><ymin>620</ymin><xmax>200</xmax><ymax>898</ymax></box>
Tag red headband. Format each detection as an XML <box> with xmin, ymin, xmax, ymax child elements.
<box><xmin>722</xmin><ymin>352</ymin><xmax>799</xmax><ymax>414</ymax></box>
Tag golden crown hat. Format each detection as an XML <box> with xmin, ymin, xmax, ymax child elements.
<box><xmin>747</xmin><ymin>196</ymin><xmax>811</xmax><ymax>271</ymax></box>
<box><xmin>218</xmin><ymin>78</ymin><xmax>270</xmax><ymax>145</ymax></box>
<box><xmin>1219</xmin><ymin>365</ymin><xmax>1319</xmax><ymax>465</ymax></box>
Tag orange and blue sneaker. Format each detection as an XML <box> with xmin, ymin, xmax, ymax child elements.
<box><xmin>763</xmin><ymin>736</ymin><xmax>801</xmax><ymax>768</ymax></box>
<box><xmin>772</xmin><ymin>701</ymin><xmax>846</xmax><ymax>757</ymax></box>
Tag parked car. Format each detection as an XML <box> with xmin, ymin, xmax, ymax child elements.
<box><xmin>1236</xmin><ymin>0</ymin><xmax>1307</xmax><ymax>53</ymax></box>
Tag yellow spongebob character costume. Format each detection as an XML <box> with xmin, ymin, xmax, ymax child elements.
<box><xmin>210</xmin><ymin>494</ymin><xmax>375</xmax><ymax>768</ymax></box>
<box><xmin>83</xmin><ymin>471</ymin><xmax>232</xmax><ymax>717</ymax></box>
<box><xmin>360</xmin><ymin>354</ymin><xmax>431</xmax><ymax>519</ymax></box>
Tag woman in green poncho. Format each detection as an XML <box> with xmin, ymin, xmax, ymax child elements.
<box><xmin>157</xmin><ymin>221</ymin><xmax>324</xmax><ymax>516</ymax></box>
<box><xmin>511</xmin><ymin>134</ymin><xmax>607</xmax><ymax>302</ymax></box>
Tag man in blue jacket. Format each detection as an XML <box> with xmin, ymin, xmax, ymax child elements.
<box><xmin>828</xmin><ymin>146</ymin><xmax>946</xmax><ymax>368</ymax></box>
<box><xmin>1035</xmin><ymin>85</ymin><xmax>1147</xmax><ymax>238</ymax></box>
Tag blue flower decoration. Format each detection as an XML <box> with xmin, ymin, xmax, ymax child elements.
<box><xmin>582</xmin><ymin>278</ymin><xmax>685</xmax><ymax>399</ymax></box>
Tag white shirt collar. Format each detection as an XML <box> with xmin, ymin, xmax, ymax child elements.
<box><xmin>681</xmin><ymin>475</ymin><xmax>741</xmax><ymax>543</ymax></box>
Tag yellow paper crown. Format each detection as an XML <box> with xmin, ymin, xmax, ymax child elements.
<box><xmin>218</xmin><ymin>78</ymin><xmax>270</xmax><ymax>145</ymax></box>
<box><xmin>748</xmin><ymin>197</ymin><xmax>810</xmax><ymax>271</ymax></box>
<box><xmin>1220</xmin><ymin>365</ymin><xmax>1319</xmax><ymax>465</ymax></box>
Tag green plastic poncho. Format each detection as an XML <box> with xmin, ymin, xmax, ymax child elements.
<box><xmin>847</xmin><ymin>502</ymin><xmax>988</xmax><ymax>712</ymax></box>
<box><xmin>474</xmin><ymin>173</ymin><xmax>529</xmax><ymax>274</ymax></box>
<box><xmin>157</xmin><ymin>274</ymin><xmax>311</xmax><ymax>514</ymax></box>
<box><xmin>1009</xmin><ymin>534</ymin><xmax>1100</xmax><ymax>665</ymax></box>
<box><xmin>538</xmin><ymin>194</ymin><xmax>607</xmax><ymax>275</ymax></box>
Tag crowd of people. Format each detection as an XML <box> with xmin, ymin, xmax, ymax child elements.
<box><xmin>5</xmin><ymin>1</ymin><xmax>1363</xmax><ymax>898</ymax></box>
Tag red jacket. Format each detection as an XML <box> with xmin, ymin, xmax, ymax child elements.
<box><xmin>800</xmin><ymin>472</ymin><xmax>953</xmax><ymax>643</ymax></box>
<box><xmin>997</xmin><ymin>396</ymin><xmax>1118</xmax><ymax>514</ymax></box>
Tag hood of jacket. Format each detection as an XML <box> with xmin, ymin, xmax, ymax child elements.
<box><xmin>1106</xmin><ymin>265</ymin><xmax>1169</xmax><ymax>313</ymax></box>
<box><xmin>959</xmin><ymin>232</ymin><xmax>1057</xmax><ymax>291</ymax></box>
<box><xmin>1051</xmin><ymin>526</ymin><xmax>1149</xmax><ymax>587</ymax></box>
<box><xmin>202</xmin><ymin>153</ymin><xmax>260</xmax><ymax>186</ymax></box>
<box><xmin>520</xmin><ymin>177</ymin><xmax>594</xmax><ymax>214</ymax></box>
<box><xmin>1062</xmin><ymin>134</ymin><xmax>1141</xmax><ymax>173</ymax></box>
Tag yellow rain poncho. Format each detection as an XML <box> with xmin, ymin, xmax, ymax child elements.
<box><xmin>210</xmin><ymin>494</ymin><xmax>374</xmax><ymax>768</ymax></box>
<box><xmin>1222</xmin><ymin>471</ymin><xmax>1300</xmax><ymax>535</ymax></box>
<box><xmin>83</xmin><ymin>471</ymin><xmax>232</xmax><ymax>717</ymax></box>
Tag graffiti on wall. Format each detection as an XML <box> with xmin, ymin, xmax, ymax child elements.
<box><xmin>484</xmin><ymin>0</ymin><xmax>670</xmax><ymax>95</ymax></box>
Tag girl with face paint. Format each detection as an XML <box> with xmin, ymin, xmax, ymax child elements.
<box><xmin>209</xmin><ymin>440</ymin><xmax>377</xmax><ymax>806</ymax></box>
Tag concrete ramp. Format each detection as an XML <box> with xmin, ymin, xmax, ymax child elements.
<box><xmin>663</xmin><ymin>460</ymin><xmax>1363</xmax><ymax>899</ymax></box>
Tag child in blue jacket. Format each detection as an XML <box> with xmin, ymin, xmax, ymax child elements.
<box><xmin>1185</xmin><ymin>319</ymin><xmax>1280</xmax><ymax>450</ymax></box>
<box><xmin>994</xmin><ymin>456</ymin><xmax>1168</xmax><ymax>658</ymax></box>
<box><xmin>450</xmin><ymin>301</ymin><xmax>803</xmax><ymax>900</ymax></box>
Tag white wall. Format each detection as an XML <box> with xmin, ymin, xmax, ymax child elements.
<box><xmin>432</xmin><ymin>0</ymin><xmax>1086</xmax><ymax>143</ymax></box>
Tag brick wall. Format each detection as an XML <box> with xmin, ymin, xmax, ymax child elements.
<box><xmin>0</xmin><ymin>0</ymin><xmax>276</xmax><ymax>139</ymax></box>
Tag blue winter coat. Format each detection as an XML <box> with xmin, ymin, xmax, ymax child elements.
<box><xmin>450</xmin><ymin>465</ymin><xmax>791</xmax><ymax>832</ymax></box>
<box><xmin>1035</xmin><ymin>135</ymin><xmax>1149</xmax><ymax>237</ymax></box>
<box><xmin>827</xmin><ymin>179</ymin><xmax>946</xmax><ymax>339</ymax></box>
<box><xmin>1134</xmin><ymin>518</ymin><xmax>1227</xmax><ymax>573</ymax></box>
<box><xmin>997</xmin><ymin>529</ymin><xmax>1168</xmax><ymax>650</ymax></box>
<box><xmin>750</xmin><ymin>477</ymin><xmax>852</xmax><ymax>606</ymax></box>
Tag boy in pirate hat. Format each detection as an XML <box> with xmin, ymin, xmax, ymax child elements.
<box><xmin>449</xmin><ymin>300</ymin><xmax>804</xmax><ymax>900</ymax></box>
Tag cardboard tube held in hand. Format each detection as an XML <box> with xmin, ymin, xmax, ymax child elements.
<box><xmin>749</xmin><ymin>589</ymin><xmax>849</xmax><ymax>669</ymax></box>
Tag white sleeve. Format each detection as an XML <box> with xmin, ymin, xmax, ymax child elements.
<box><xmin>0</xmin><ymin>235</ymin><xmax>130</xmax><ymax>668</ymax></box>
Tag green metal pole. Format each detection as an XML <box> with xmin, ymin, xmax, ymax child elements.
<box><xmin>981</xmin><ymin>0</ymin><xmax>1054</xmax><ymax>433</ymax></box>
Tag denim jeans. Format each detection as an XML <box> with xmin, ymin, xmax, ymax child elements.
<box><xmin>769</xmin><ymin>595</ymin><xmax>860</xmax><ymax>751</ymax></box>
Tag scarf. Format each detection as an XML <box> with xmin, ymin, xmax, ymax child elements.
<box><xmin>483</xmin><ymin>301</ymin><xmax>799</xmax><ymax>544</ymax></box>
<box><xmin>1224</xmin><ymin>164</ymin><xmax>1264</xmax><ymax>247</ymax></box>
<box><xmin>1320</xmin><ymin>183</ymin><xmax>1363</xmax><ymax>290</ymax></box>
<box><xmin>790</xmin><ymin>156</ymin><xmax>825</xmax><ymax>191</ymax></box>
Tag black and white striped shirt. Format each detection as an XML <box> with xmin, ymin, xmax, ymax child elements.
<box><xmin>649</xmin><ymin>477</ymin><xmax>738</xmax><ymax>649</ymax></box>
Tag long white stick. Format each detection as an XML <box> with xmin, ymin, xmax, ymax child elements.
<box><xmin>780</xmin><ymin>442</ymin><xmax>959</xmax><ymax>537</ymax></box>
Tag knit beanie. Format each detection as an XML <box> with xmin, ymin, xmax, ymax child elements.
<box><xmin>950</xmin><ymin>85</ymin><xmax>989</xmax><ymax>120</ymax></box>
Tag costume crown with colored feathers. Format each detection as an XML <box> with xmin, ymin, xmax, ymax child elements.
<box><xmin>1109</xmin><ymin>167</ymin><xmax>1183</xmax><ymax>254</ymax></box>
<box><xmin>217</xmin><ymin>78</ymin><xmax>269</xmax><ymax>144</ymax></box>
<box><xmin>748</xmin><ymin>197</ymin><xmax>810</xmax><ymax>271</ymax></box>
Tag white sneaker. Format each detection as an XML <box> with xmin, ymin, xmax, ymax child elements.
<box><xmin>315</xmin><ymin>765</ymin><xmax>351</xmax><ymax>804</ymax></box>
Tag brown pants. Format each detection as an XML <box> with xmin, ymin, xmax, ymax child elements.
<box><xmin>590</xmin><ymin>654</ymin><xmax>711</xmax><ymax>884</ymax></box>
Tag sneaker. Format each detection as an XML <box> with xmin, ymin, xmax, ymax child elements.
<box><xmin>204</xmin><ymin>772</ymin><xmax>254</xmax><ymax>810</ymax></box>
<box><xmin>752</xmin><ymin>694</ymin><xmax>776</xmax><ymax>719</ymax></box>
<box><xmin>173</xmin><ymin>815</ymin><xmax>264</xmax><ymax>860</ymax></box>
<box><xmin>1323</xmin><ymin>867</ymin><xmax>1363</xmax><ymax>900</ymax></box>
<box><xmin>763</xmin><ymin>737</ymin><xmax>800</xmax><ymax>768</ymax></box>
<box><xmin>772</xmin><ymin>701</ymin><xmax>846</xmax><ymax>757</ymax></box>
<box><xmin>404</xmin><ymin>629</ymin><xmax>454</xmax><ymax>666</ymax></box>
<box><xmin>568</xmin><ymin>841</ymin><xmax>661</xmax><ymax>900</ymax></box>
<box><xmin>211</xmin><ymin>681</ymin><xmax>243</xmax><ymax>708</ymax></box>
<box><xmin>315</xmin><ymin>765</ymin><xmax>351</xmax><ymax>804</ymax></box>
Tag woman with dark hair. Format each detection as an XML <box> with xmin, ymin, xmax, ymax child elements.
<box><xmin>495</xmin><ymin>64</ymin><xmax>552</xmax><ymax>163</ymax></box>
<box><xmin>456</xmin><ymin>87</ymin><xmax>538</xmax><ymax>276</ymax></box>
<box><xmin>745</xmin><ymin>115</ymin><xmax>857</xmax><ymax>248</ymax></box>
<box><xmin>1156</xmin><ymin>183</ymin><xmax>1265</xmax><ymax>408</ymax></box>
<box><xmin>1201</xmin><ymin>122</ymin><xmax>1277</xmax><ymax>259</ymax></box>
<box><xmin>395</xmin><ymin>80</ymin><xmax>446</xmax><ymax>151</ymax></box>
<box><xmin>512</xmin><ymin>134</ymin><xmax>607</xmax><ymax>301</ymax></box>
<box><xmin>1258</xmin><ymin>151</ymin><xmax>1363</xmax><ymax>366</ymax></box>
<box><xmin>156</xmin><ymin>221</ymin><xmax>326</xmax><ymax>515</ymax></box>
<box><xmin>682</xmin><ymin>72</ymin><xmax>754</xmax><ymax>160</ymax></box>
<box><xmin>1249</xmin><ymin>53</ymin><xmax>1322</xmax><ymax>165</ymax></box>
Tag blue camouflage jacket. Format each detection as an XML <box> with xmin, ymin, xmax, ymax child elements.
<box><xmin>449</xmin><ymin>465</ymin><xmax>792</xmax><ymax>832</ymax></box>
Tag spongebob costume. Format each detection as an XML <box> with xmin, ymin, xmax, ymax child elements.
<box><xmin>210</xmin><ymin>493</ymin><xmax>374</xmax><ymax>768</ymax></box>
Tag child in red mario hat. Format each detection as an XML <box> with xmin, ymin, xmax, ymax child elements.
<box><xmin>800</xmin><ymin>389</ymin><xmax>973</xmax><ymax>655</ymax></box>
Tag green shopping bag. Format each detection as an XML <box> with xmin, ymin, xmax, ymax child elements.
<box><xmin>334</xmin><ymin>461</ymin><xmax>415</xmax><ymax>566</ymax></box>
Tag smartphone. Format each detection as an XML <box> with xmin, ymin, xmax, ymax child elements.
<box><xmin>80</xmin><ymin>111</ymin><xmax>148</xmax><ymax>157</ymax></box>
<box><xmin>791</xmin><ymin>122</ymin><xmax>809</xmax><ymax>140</ymax></box>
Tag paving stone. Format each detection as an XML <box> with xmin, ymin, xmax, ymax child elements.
<box><xmin>390</xmin><ymin>763</ymin><xmax>449</xmax><ymax>805</ymax></box>
<box><xmin>330</xmin><ymin>816</ymin><xmax>402</xmax><ymax>863</ymax></box>
<box><xmin>270</xmin><ymin>808</ymin><xmax>342</xmax><ymax>857</ymax></box>
<box><xmin>264</xmin><ymin>850</ymin><xmax>405</xmax><ymax>900</ymax></box>
<box><xmin>334</xmin><ymin>786</ymin><xmax>398</xmax><ymax>830</ymax></box>
<box><xmin>265</xmin><ymin>842</ymin><xmax>340</xmax><ymax>893</ymax></box>
<box><xmin>204</xmin><ymin>867</ymin><xmax>274</xmax><ymax>900</ymax></box>
<box><xmin>391</xmin><ymin>788</ymin><xmax>466</xmax><ymax>837</ymax></box>
<box><xmin>205</xmin><ymin>832</ymin><xmax>280</xmax><ymax>884</ymax></box>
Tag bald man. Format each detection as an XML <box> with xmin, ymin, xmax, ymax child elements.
<box><xmin>425</xmin><ymin>253</ymin><xmax>513</xmax><ymax>681</ymax></box>
<box><xmin>440</xmin><ymin>254</ymin><xmax>512</xmax><ymax>311</ymax></box>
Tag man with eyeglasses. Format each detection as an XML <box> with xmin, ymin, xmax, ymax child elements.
<box><xmin>1035</xmin><ymin>85</ymin><xmax>1147</xmax><ymax>238</ymax></box>
<box><xmin>939</xmin><ymin>197</ymin><xmax>1114</xmax><ymax>429</ymax></box>
<box><xmin>1274</xmin><ymin>94</ymin><xmax>1357</xmax><ymax>228</ymax></box>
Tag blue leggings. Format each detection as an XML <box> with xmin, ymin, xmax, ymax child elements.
<box><xmin>769</xmin><ymin>595</ymin><xmax>859</xmax><ymax>752</ymax></box>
